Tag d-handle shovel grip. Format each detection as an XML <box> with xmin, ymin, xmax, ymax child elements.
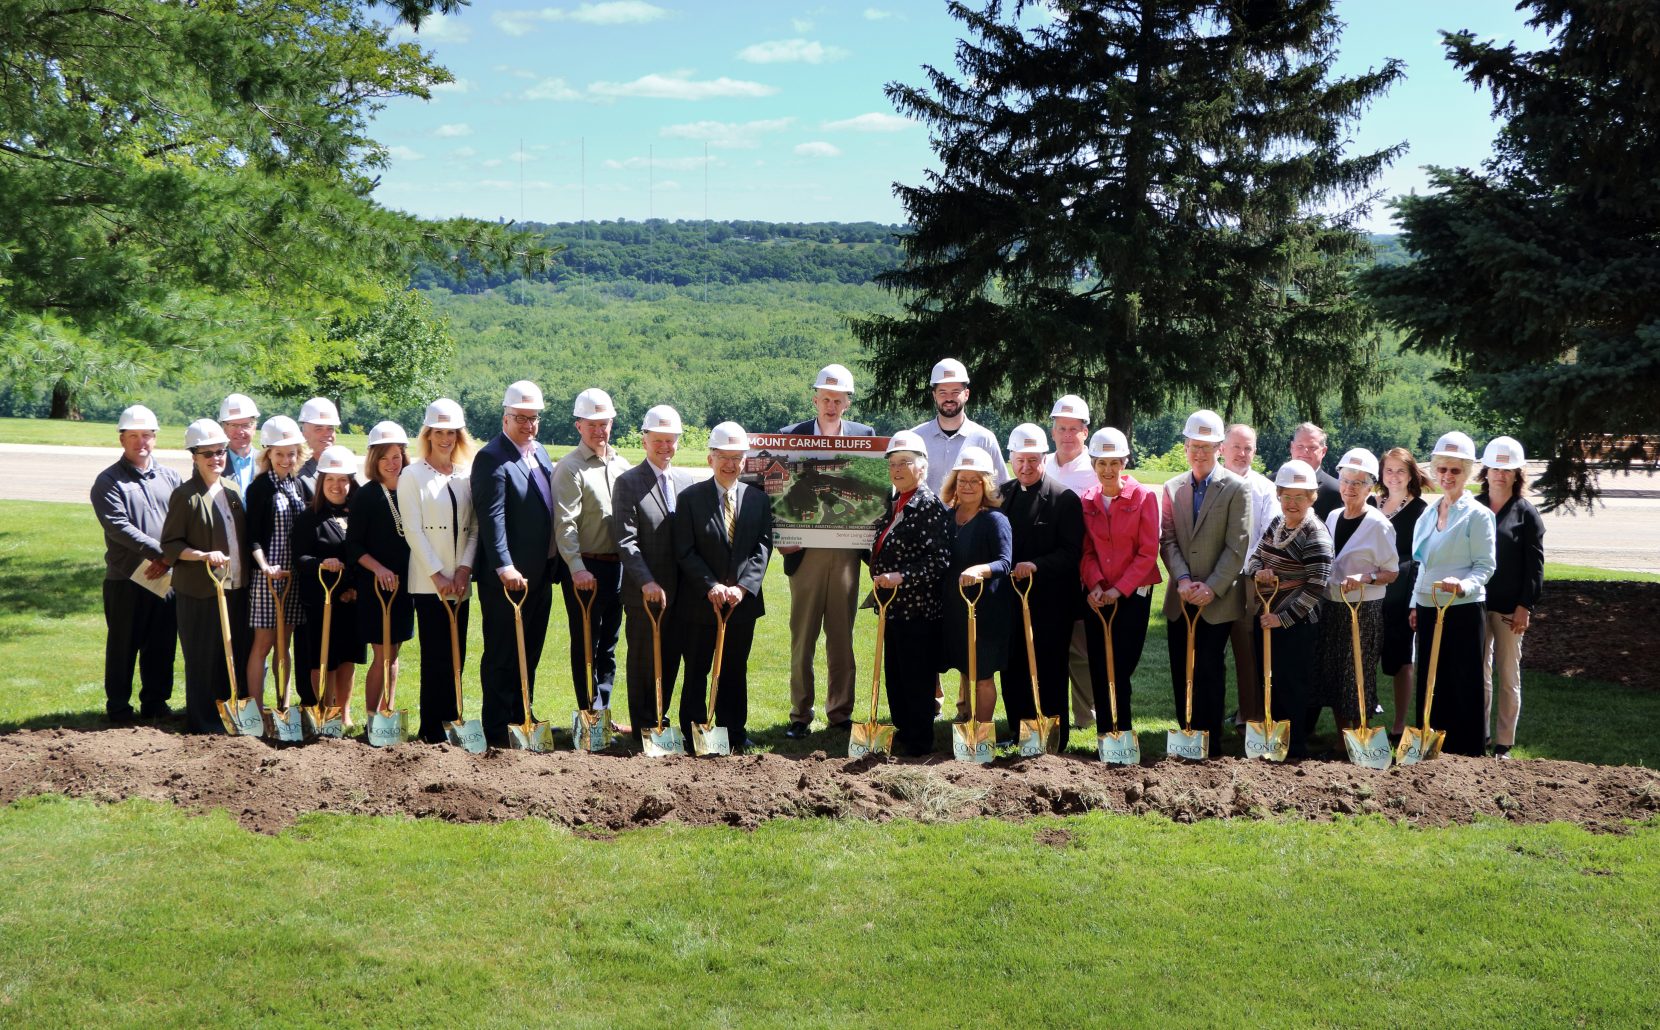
<box><xmin>574</xmin><ymin>582</ymin><xmax>598</xmax><ymax>710</ymax></box>
<box><xmin>867</xmin><ymin>584</ymin><xmax>898</xmax><ymax>723</ymax></box>
<box><xmin>373</xmin><ymin>577</ymin><xmax>399</xmax><ymax>710</ymax></box>
<box><xmin>1090</xmin><ymin>599</ymin><xmax>1124</xmax><ymax>731</ymax></box>
<box><xmin>205</xmin><ymin>560</ymin><xmax>242</xmax><ymax>704</ymax></box>
<box><xmin>1011</xmin><ymin>572</ymin><xmax>1044</xmax><ymax>721</ymax></box>
<box><xmin>645</xmin><ymin>595</ymin><xmax>667</xmax><ymax>729</ymax></box>
<box><xmin>441</xmin><ymin>593</ymin><xmax>464</xmax><ymax>718</ymax></box>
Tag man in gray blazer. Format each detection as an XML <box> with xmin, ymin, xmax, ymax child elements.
<box><xmin>1160</xmin><ymin>409</ymin><xmax>1250</xmax><ymax>749</ymax></box>
<box><xmin>611</xmin><ymin>404</ymin><xmax>694</xmax><ymax>743</ymax></box>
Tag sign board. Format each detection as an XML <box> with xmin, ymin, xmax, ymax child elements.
<box><xmin>741</xmin><ymin>434</ymin><xmax>892</xmax><ymax>549</ymax></box>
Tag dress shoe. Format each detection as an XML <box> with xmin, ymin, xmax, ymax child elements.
<box><xmin>829</xmin><ymin>720</ymin><xmax>853</xmax><ymax>733</ymax></box>
<box><xmin>107</xmin><ymin>708</ymin><xmax>137</xmax><ymax>726</ymax></box>
<box><xmin>784</xmin><ymin>721</ymin><xmax>809</xmax><ymax>739</ymax></box>
<box><xmin>138</xmin><ymin>705</ymin><xmax>172</xmax><ymax>721</ymax></box>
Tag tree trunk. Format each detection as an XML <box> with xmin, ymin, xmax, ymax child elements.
<box><xmin>49</xmin><ymin>378</ymin><xmax>83</xmax><ymax>420</ymax></box>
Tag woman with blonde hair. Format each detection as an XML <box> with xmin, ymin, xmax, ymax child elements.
<box><xmin>1377</xmin><ymin>446</ymin><xmax>1430</xmax><ymax>735</ymax></box>
<box><xmin>244</xmin><ymin>415</ymin><xmax>311</xmax><ymax>708</ymax></box>
<box><xmin>937</xmin><ymin>446</ymin><xmax>1012</xmax><ymax>729</ymax></box>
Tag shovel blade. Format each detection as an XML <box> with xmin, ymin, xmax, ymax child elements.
<box><xmin>367</xmin><ymin>709</ymin><xmax>408</xmax><ymax>748</ymax></box>
<box><xmin>1097</xmin><ymin>729</ymin><xmax>1141</xmax><ymax>766</ymax></box>
<box><xmin>570</xmin><ymin>708</ymin><xmax>614</xmax><ymax>752</ymax></box>
<box><xmin>218</xmin><ymin>698</ymin><xmax>264</xmax><ymax>737</ymax></box>
<box><xmin>315</xmin><ymin>706</ymin><xmax>347</xmax><ymax>739</ymax></box>
<box><xmin>445</xmin><ymin>719</ymin><xmax>488</xmax><ymax>754</ymax></box>
<box><xmin>1394</xmin><ymin>726</ymin><xmax>1445</xmax><ymax>766</ymax></box>
<box><xmin>643</xmin><ymin>725</ymin><xmax>684</xmax><ymax>758</ymax></box>
<box><xmin>1016</xmin><ymin>716</ymin><xmax>1061</xmax><ymax>757</ymax></box>
<box><xmin>1343</xmin><ymin>726</ymin><xmax>1394</xmax><ymax>769</ymax></box>
<box><xmin>270</xmin><ymin>708</ymin><xmax>306</xmax><ymax>743</ymax></box>
<box><xmin>952</xmin><ymin>721</ymin><xmax>994</xmax><ymax>764</ymax></box>
<box><xmin>508</xmin><ymin>720</ymin><xmax>554</xmax><ymax>752</ymax></box>
<box><xmin>1166</xmin><ymin>728</ymin><xmax>1210</xmax><ymax>761</ymax></box>
<box><xmin>691</xmin><ymin>723</ymin><xmax>730</xmax><ymax>756</ymax></box>
<box><xmin>1244</xmin><ymin>719</ymin><xmax>1290</xmax><ymax>762</ymax></box>
<box><xmin>848</xmin><ymin>721</ymin><xmax>895</xmax><ymax>758</ymax></box>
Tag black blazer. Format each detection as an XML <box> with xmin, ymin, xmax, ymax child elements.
<box><xmin>674</xmin><ymin>478</ymin><xmax>773</xmax><ymax>624</ymax></box>
<box><xmin>867</xmin><ymin>485</ymin><xmax>953</xmax><ymax>622</ymax></box>
<box><xmin>1313</xmin><ymin>467</ymin><xmax>1343</xmax><ymax>521</ymax></box>
<box><xmin>612</xmin><ymin>459</ymin><xmax>687</xmax><ymax>608</ymax></box>
<box><xmin>470</xmin><ymin>432</ymin><xmax>561</xmax><ymax>585</ymax></box>
<box><xmin>1479</xmin><ymin>490</ymin><xmax>1545</xmax><ymax>614</ymax></box>
<box><xmin>245</xmin><ymin>471</ymin><xmax>312</xmax><ymax>562</ymax></box>
<box><xmin>346</xmin><ymin>482</ymin><xmax>410</xmax><ymax>580</ymax></box>
<box><xmin>294</xmin><ymin>500</ymin><xmax>353</xmax><ymax>608</ymax></box>
<box><xmin>997</xmin><ymin>475</ymin><xmax>1085</xmax><ymax>620</ymax></box>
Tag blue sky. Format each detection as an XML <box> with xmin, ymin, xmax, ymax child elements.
<box><xmin>370</xmin><ymin>0</ymin><xmax>1551</xmax><ymax>232</ymax></box>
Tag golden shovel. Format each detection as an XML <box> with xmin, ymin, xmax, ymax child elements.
<box><xmin>365</xmin><ymin>578</ymin><xmax>408</xmax><ymax>747</ymax></box>
<box><xmin>265</xmin><ymin>574</ymin><xmax>305</xmax><ymax>741</ymax></box>
<box><xmin>570</xmin><ymin>584</ymin><xmax>615</xmax><ymax>752</ymax></box>
<box><xmin>1011</xmin><ymin>574</ymin><xmax>1060</xmax><ymax>756</ymax></box>
<box><xmin>441</xmin><ymin>593</ymin><xmax>487</xmax><ymax>753</ymax></box>
<box><xmin>504</xmin><ymin>582</ymin><xmax>554</xmax><ymax>751</ymax></box>
<box><xmin>1166</xmin><ymin>601</ymin><xmax>1209</xmax><ymax>760</ymax></box>
<box><xmin>1395</xmin><ymin>582</ymin><xmax>1452</xmax><ymax>765</ymax></box>
<box><xmin>1244</xmin><ymin>577</ymin><xmax>1290</xmax><ymax>762</ymax></box>
<box><xmin>951</xmin><ymin>579</ymin><xmax>993</xmax><ymax>764</ymax></box>
<box><xmin>208</xmin><ymin>562</ymin><xmax>263</xmax><ymax>736</ymax></box>
<box><xmin>1340</xmin><ymin>581</ymin><xmax>1392</xmax><ymax>769</ymax></box>
<box><xmin>304</xmin><ymin>564</ymin><xmax>347</xmax><ymax>738</ymax></box>
<box><xmin>848</xmin><ymin>584</ymin><xmax>897</xmax><ymax>758</ymax></box>
<box><xmin>641</xmin><ymin>596</ymin><xmax>684</xmax><ymax>757</ymax></box>
<box><xmin>1091</xmin><ymin>599</ymin><xmax>1140</xmax><ymax>765</ymax></box>
<box><xmin>691</xmin><ymin>598</ymin><xmax>733</xmax><ymax>756</ymax></box>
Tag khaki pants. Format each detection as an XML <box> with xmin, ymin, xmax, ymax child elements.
<box><xmin>1482</xmin><ymin>610</ymin><xmax>1524</xmax><ymax>747</ymax></box>
<box><xmin>1229</xmin><ymin>611</ymin><xmax>1262</xmax><ymax>723</ymax></box>
<box><xmin>1068</xmin><ymin>621</ymin><xmax>1094</xmax><ymax>728</ymax></box>
<box><xmin>788</xmin><ymin>548</ymin><xmax>860</xmax><ymax>726</ymax></box>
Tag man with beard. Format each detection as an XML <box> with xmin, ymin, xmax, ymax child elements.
<box><xmin>910</xmin><ymin>358</ymin><xmax>1008</xmax><ymax>495</ymax></box>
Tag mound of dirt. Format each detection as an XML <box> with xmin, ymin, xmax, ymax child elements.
<box><xmin>2</xmin><ymin>728</ymin><xmax>1656</xmax><ymax>835</ymax></box>
<box><xmin>1526</xmin><ymin>581</ymin><xmax>1660</xmax><ymax>691</ymax></box>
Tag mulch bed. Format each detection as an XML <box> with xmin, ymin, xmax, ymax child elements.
<box><xmin>1525</xmin><ymin>581</ymin><xmax>1660</xmax><ymax>691</ymax></box>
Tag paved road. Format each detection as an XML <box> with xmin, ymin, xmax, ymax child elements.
<box><xmin>4</xmin><ymin>443</ymin><xmax>1657</xmax><ymax>573</ymax></box>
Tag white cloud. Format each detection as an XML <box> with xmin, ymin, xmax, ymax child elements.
<box><xmin>655</xmin><ymin>180</ymin><xmax>682</xmax><ymax>191</ymax></box>
<box><xmin>492</xmin><ymin>2</ymin><xmax>667</xmax><ymax>36</ymax></box>
<box><xmin>863</xmin><ymin>7</ymin><xmax>895</xmax><ymax>20</ymax></box>
<box><xmin>603</xmin><ymin>155</ymin><xmax>716</xmax><ymax>171</ymax></box>
<box><xmin>822</xmin><ymin>111</ymin><xmax>916</xmax><ymax>133</ymax></box>
<box><xmin>793</xmin><ymin>141</ymin><xmax>841</xmax><ymax>158</ymax></box>
<box><xmin>433</xmin><ymin>123</ymin><xmax>473</xmax><ymax>138</ymax></box>
<box><xmin>430</xmin><ymin>77</ymin><xmax>472</xmax><ymax>94</ymax></box>
<box><xmin>481</xmin><ymin>158</ymin><xmax>504</xmax><ymax>168</ymax></box>
<box><xmin>491</xmin><ymin>10</ymin><xmax>540</xmax><ymax>36</ymax></box>
<box><xmin>737</xmin><ymin>39</ymin><xmax>848</xmax><ymax>64</ymax></box>
<box><xmin>660</xmin><ymin>117</ymin><xmax>795</xmax><ymax>149</ymax></box>
<box><xmin>589</xmin><ymin>71</ymin><xmax>777</xmax><ymax>100</ymax></box>
<box><xmin>523</xmin><ymin>77</ymin><xmax>582</xmax><ymax>101</ymax></box>
<box><xmin>451</xmin><ymin>146</ymin><xmax>477</xmax><ymax>158</ymax></box>
<box><xmin>390</xmin><ymin>12</ymin><xmax>471</xmax><ymax>43</ymax></box>
<box><xmin>386</xmin><ymin>145</ymin><xmax>424</xmax><ymax>161</ymax></box>
<box><xmin>791</xmin><ymin>18</ymin><xmax>814</xmax><ymax>32</ymax></box>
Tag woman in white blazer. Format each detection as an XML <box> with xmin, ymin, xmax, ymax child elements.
<box><xmin>1314</xmin><ymin>449</ymin><xmax>1399</xmax><ymax>737</ymax></box>
<box><xmin>399</xmin><ymin>398</ymin><xmax>480</xmax><ymax>743</ymax></box>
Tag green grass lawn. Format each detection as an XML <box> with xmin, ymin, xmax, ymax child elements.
<box><xmin>4</xmin><ymin>496</ymin><xmax>1657</xmax><ymax>1026</ymax></box>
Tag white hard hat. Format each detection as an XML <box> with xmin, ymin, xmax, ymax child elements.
<box><xmin>184</xmin><ymin>418</ymin><xmax>229</xmax><ymax>450</ymax></box>
<box><xmin>117</xmin><ymin>405</ymin><xmax>159</xmax><ymax>432</ymax></box>
<box><xmin>1337</xmin><ymin>448</ymin><xmax>1379</xmax><ymax>479</ymax></box>
<box><xmin>1431</xmin><ymin>431</ymin><xmax>1478</xmax><ymax>462</ymax></box>
<box><xmin>316</xmin><ymin>444</ymin><xmax>359</xmax><ymax>476</ymax></box>
<box><xmin>366</xmin><ymin>420</ymin><xmax>409</xmax><ymax>447</ymax></box>
<box><xmin>640</xmin><ymin>404</ymin><xmax>683</xmax><ymax>435</ymax></box>
<box><xmin>1182</xmin><ymin>409</ymin><xmax>1225</xmax><ymax>443</ymax></box>
<box><xmin>813</xmin><ymin>363</ymin><xmax>855</xmax><ymax>393</ymax></box>
<box><xmin>885</xmin><ymin>430</ymin><xmax>926</xmax><ymax>456</ymax></box>
<box><xmin>1006</xmin><ymin>423</ymin><xmax>1049</xmax><ymax>455</ymax></box>
<box><xmin>423</xmin><ymin>398</ymin><xmax>466</xmax><ymax>430</ymax></box>
<box><xmin>951</xmin><ymin>445</ymin><xmax>995</xmax><ymax>474</ymax></box>
<box><xmin>218</xmin><ymin>393</ymin><xmax>259</xmax><ymax>423</ymax></box>
<box><xmin>1273</xmin><ymin>460</ymin><xmax>1320</xmax><ymax>491</ymax></box>
<box><xmin>708</xmin><ymin>421</ymin><xmax>749</xmax><ymax>452</ymax></box>
<box><xmin>1481</xmin><ymin>436</ymin><xmax>1526</xmax><ymax>470</ymax></box>
<box><xmin>503</xmin><ymin>380</ymin><xmax>544</xmax><ymax>412</ymax></box>
<box><xmin>1050</xmin><ymin>395</ymin><xmax>1089</xmax><ymax>422</ymax></box>
<box><xmin>930</xmin><ymin>358</ymin><xmax>969</xmax><ymax>386</ymax></box>
<box><xmin>1088</xmin><ymin>427</ymin><xmax>1131</xmax><ymax>459</ymax></box>
<box><xmin>298</xmin><ymin>397</ymin><xmax>341</xmax><ymax>427</ymax></box>
<box><xmin>573</xmin><ymin>387</ymin><xmax>616</xmax><ymax>420</ymax></box>
<box><xmin>259</xmin><ymin>415</ymin><xmax>304</xmax><ymax>448</ymax></box>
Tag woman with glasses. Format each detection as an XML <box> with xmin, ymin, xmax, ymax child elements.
<box><xmin>1377</xmin><ymin>447</ymin><xmax>1430</xmax><ymax>736</ymax></box>
<box><xmin>1409</xmin><ymin>432</ymin><xmax>1497</xmax><ymax>756</ymax></box>
<box><xmin>1314</xmin><ymin>449</ymin><xmax>1399</xmax><ymax>737</ymax></box>
<box><xmin>161</xmin><ymin>419</ymin><xmax>252</xmax><ymax>733</ymax></box>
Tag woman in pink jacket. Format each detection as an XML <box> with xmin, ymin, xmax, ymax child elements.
<box><xmin>1078</xmin><ymin>427</ymin><xmax>1163</xmax><ymax>735</ymax></box>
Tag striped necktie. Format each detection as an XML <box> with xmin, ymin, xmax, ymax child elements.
<box><xmin>724</xmin><ymin>487</ymin><xmax>736</xmax><ymax>544</ymax></box>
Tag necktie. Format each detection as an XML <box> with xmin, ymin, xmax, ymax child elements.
<box><xmin>658</xmin><ymin>471</ymin><xmax>675</xmax><ymax>514</ymax></box>
<box><xmin>724</xmin><ymin>487</ymin><xmax>736</xmax><ymax>544</ymax></box>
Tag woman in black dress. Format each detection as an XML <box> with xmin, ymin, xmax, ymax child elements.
<box><xmin>937</xmin><ymin>446</ymin><xmax>1013</xmax><ymax>729</ymax></box>
<box><xmin>293</xmin><ymin>446</ymin><xmax>365</xmax><ymax>712</ymax></box>
<box><xmin>348</xmin><ymin>421</ymin><xmax>414</xmax><ymax>718</ymax></box>
<box><xmin>1377</xmin><ymin>446</ymin><xmax>1429</xmax><ymax>736</ymax></box>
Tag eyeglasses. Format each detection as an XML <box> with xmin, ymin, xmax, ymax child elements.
<box><xmin>507</xmin><ymin>414</ymin><xmax>540</xmax><ymax>426</ymax></box>
<box><xmin>195</xmin><ymin>448</ymin><xmax>226</xmax><ymax>459</ymax></box>
<box><xmin>887</xmin><ymin>458</ymin><xmax>917</xmax><ymax>469</ymax></box>
<box><xmin>1338</xmin><ymin>476</ymin><xmax>1372</xmax><ymax>487</ymax></box>
<box><xmin>1433</xmin><ymin>466</ymin><xmax>1465</xmax><ymax>476</ymax></box>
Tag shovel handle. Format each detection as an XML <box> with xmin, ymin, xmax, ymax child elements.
<box><xmin>1421</xmin><ymin>582</ymin><xmax>1456</xmax><ymax>733</ymax></box>
<box><xmin>1091</xmin><ymin>601</ymin><xmax>1121</xmax><ymax>731</ymax></box>
<box><xmin>207</xmin><ymin>561</ymin><xmax>242</xmax><ymax>705</ymax></box>
<box><xmin>706</xmin><ymin>600</ymin><xmax>731</xmax><ymax>722</ymax></box>
<box><xmin>1342</xmin><ymin>585</ymin><xmax>1368</xmax><ymax>731</ymax></box>
<box><xmin>1253</xmin><ymin>577</ymin><xmax>1281</xmax><ymax>721</ymax></box>
<box><xmin>268</xmin><ymin>573</ymin><xmax>291</xmax><ymax>709</ymax></box>
<box><xmin>374</xmin><ymin>577</ymin><xmax>399</xmax><ymax>711</ymax></box>
<box><xmin>867</xmin><ymin>585</ymin><xmax>896</xmax><ymax>724</ymax></box>
<box><xmin>442</xmin><ymin>594</ymin><xmax>464</xmax><ymax>719</ymax></box>
<box><xmin>1180</xmin><ymin>601</ymin><xmax>1201</xmax><ymax>729</ymax></box>
<box><xmin>575</xmin><ymin>582</ymin><xmax>597</xmax><ymax>710</ymax></box>
<box><xmin>1014</xmin><ymin>573</ymin><xmax>1044</xmax><ymax>722</ymax></box>
<box><xmin>645</xmin><ymin>596</ymin><xmax>667</xmax><ymax>729</ymax></box>
<box><xmin>317</xmin><ymin>564</ymin><xmax>341</xmax><ymax>707</ymax></box>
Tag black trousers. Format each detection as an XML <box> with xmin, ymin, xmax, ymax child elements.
<box><xmin>477</xmin><ymin>563</ymin><xmax>557</xmax><ymax>738</ymax></box>
<box><xmin>1084</xmin><ymin>590</ymin><xmax>1152</xmax><ymax>738</ymax></box>
<box><xmin>1001</xmin><ymin>601</ymin><xmax>1079</xmax><ymax>749</ymax></box>
<box><xmin>1415</xmin><ymin>601</ymin><xmax>1487</xmax><ymax>756</ymax></box>
<box><xmin>884</xmin><ymin>617</ymin><xmax>941</xmax><ymax>756</ymax></box>
<box><xmin>623</xmin><ymin>600</ymin><xmax>682</xmax><ymax>740</ymax></box>
<box><xmin>560</xmin><ymin>557</ymin><xmax>623</xmax><ymax>710</ymax></box>
<box><xmin>1166</xmin><ymin>609</ymin><xmax>1231</xmax><ymax>745</ymax></box>
<box><xmin>413</xmin><ymin>593</ymin><xmax>469</xmax><ymax>742</ymax></box>
<box><xmin>102</xmin><ymin>578</ymin><xmax>177</xmax><ymax>717</ymax></box>
<box><xmin>1263</xmin><ymin>618</ymin><xmax>1318</xmax><ymax>760</ymax></box>
<box><xmin>176</xmin><ymin>589</ymin><xmax>250</xmax><ymax>735</ymax></box>
<box><xmin>678</xmin><ymin>612</ymin><xmax>756</xmax><ymax>749</ymax></box>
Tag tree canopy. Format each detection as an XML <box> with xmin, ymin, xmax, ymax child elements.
<box><xmin>0</xmin><ymin>0</ymin><xmax>541</xmax><ymax>418</ymax></box>
<box><xmin>852</xmin><ymin>0</ymin><xmax>1402</xmax><ymax>441</ymax></box>
<box><xmin>1360</xmin><ymin>1</ymin><xmax>1660</xmax><ymax>507</ymax></box>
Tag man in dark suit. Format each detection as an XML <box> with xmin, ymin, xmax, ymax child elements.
<box><xmin>775</xmin><ymin>362</ymin><xmax>876</xmax><ymax>739</ymax></box>
<box><xmin>611</xmin><ymin>404</ymin><xmax>695</xmax><ymax>743</ymax></box>
<box><xmin>674</xmin><ymin>421</ymin><xmax>773</xmax><ymax>750</ymax></box>
<box><xmin>1291</xmin><ymin>421</ymin><xmax>1343</xmax><ymax>521</ymax></box>
<box><xmin>471</xmin><ymin>380</ymin><xmax>563</xmax><ymax>744</ymax></box>
<box><xmin>997</xmin><ymin>423</ymin><xmax>1085</xmax><ymax>749</ymax></box>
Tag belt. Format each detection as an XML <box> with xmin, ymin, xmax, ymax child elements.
<box><xmin>580</xmin><ymin>552</ymin><xmax>620</xmax><ymax>561</ymax></box>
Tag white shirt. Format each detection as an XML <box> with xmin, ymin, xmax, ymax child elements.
<box><xmin>1323</xmin><ymin>505</ymin><xmax>1398</xmax><ymax>602</ymax></box>
<box><xmin>1043</xmin><ymin>450</ymin><xmax>1096</xmax><ymax>496</ymax></box>
<box><xmin>206</xmin><ymin>481</ymin><xmax>244</xmax><ymax>588</ymax></box>
<box><xmin>1233</xmin><ymin>467</ymin><xmax>1281</xmax><ymax>562</ymax></box>
<box><xmin>910</xmin><ymin>416</ymin><xmax>1009</xmax><ymax>495</ymax></box>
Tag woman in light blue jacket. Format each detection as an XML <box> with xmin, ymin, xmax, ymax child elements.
<box><xmin>1409</xmin><ymin>432</ymin><xmax>1497</xmax><ymax>756</ymax></box>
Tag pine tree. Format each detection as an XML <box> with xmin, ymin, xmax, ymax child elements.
<box><xmin>1360</xmin><ymin>1</ymin><xmax>1660</xmax><ymax>506</ymax></box>
<box><xmin>853</xmin><ymin>0</ymin><xmax>1401</xmax><ymax>444</ymax></box>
